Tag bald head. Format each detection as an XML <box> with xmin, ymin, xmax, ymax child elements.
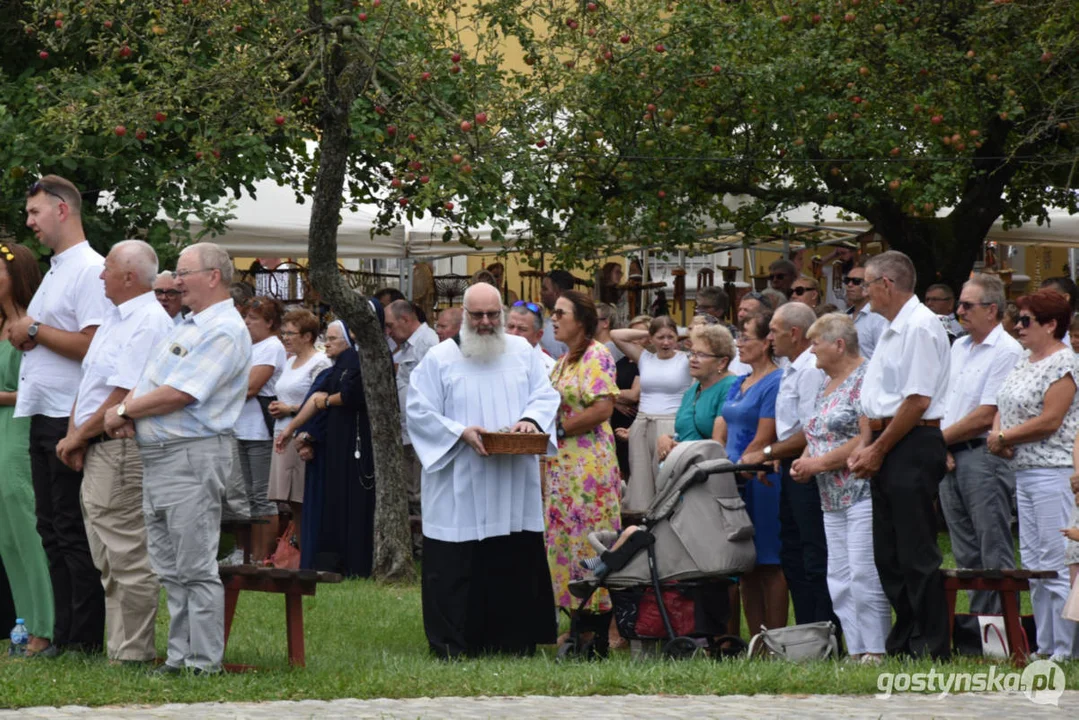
<box><xmin>464</xmin><ymin>282</ymin><xmax>501</xmax><ymax>307</ymax></box>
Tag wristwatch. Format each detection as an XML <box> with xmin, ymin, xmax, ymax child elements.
<box><xmin>27</xmin><ymin>321</ymin><xmax>40</xmax><ymax>339</ymax></box>
<box><xmin>763</xmin><ymin>445</ymin><xmax>773</xmax><ymax>459</ymax></box>
<box><xmin>556</xmin><ymin>422</ymin><xmax>566</xmax><ymax>440</ymax></box>
<box><xmin>116</xmin><ymin>402</ymin><xmax>130</xmax><ymax>420</ymax></box>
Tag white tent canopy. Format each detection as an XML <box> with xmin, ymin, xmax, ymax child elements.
<box><xmin>178</xmin><ymin>179</ymin><xmax>1079</xmax><ymax>259</ymax></box>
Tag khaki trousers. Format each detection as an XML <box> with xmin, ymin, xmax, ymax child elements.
<box><xmin>623</xmin><ymin>412</ymin><xmax>676</xmax><ymax>516</ymax></box>
<box><xmin>80</xmin><ymin>438</ymin><xmax>159</xmax><ymax>661</ymax></box>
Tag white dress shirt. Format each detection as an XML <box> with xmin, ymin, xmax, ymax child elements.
<box><xmin>394</xmin><ymin>322</ymin><xmax>440</xmax><ymax>443</ymax></box>
<box><xmin>73</xmin><ymin>291</ymin><xmax>174</xmax><ymax>428</ymax></box>
<box><xmin>847</xmin><ymin>302</ymin><xmax>888</xmax><ymax>359</ymax></box>
<box><xmin>775</xmin><ymin>347</ymin><xmax>827</xmax><ymax>442</ymax></box>
<box><xmin>16</xmin><ymin>241</ymin><xmax>111</xmax><ymax>418</ymax></box>
<box><xmin>861</xmin><ymin>295</ymin><xmax>951</xmax><ymax>420</ymax></box>
<box><xmin>941</xmin><ymin>323</ymin><xmax>1024</xmax><ymax>434</ymax></box>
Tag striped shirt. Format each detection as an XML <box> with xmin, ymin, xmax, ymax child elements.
<box><xmin>133</xmin><ymin>299</ymin><xmax>252</xmax><ymax>443</ymax></box>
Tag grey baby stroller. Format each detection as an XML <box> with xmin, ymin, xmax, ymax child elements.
<box><xmin>560</xmin><ymin>440</ymin><xmax>765</xmax><ymax>660</ymax></box>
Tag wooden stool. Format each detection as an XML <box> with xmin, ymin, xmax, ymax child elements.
<box><xmin>218</xmin><ymin>565</ymin><xmax>343</xmax><ymax>668</ymax></box>
<box><xmin>942</xmin><ymin>568</ymin><xmax>1058</xmax><ymax>667</ymax></box>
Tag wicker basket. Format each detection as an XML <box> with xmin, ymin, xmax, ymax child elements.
<box><xmin>480</xmin><ymin>432</ymin><xmax>550</xmax><ymax>455</ymax></box>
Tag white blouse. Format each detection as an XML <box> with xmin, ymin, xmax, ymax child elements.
<box><xmin>271</xmin><ymin>351</ymin><xmax>333</xmax><ymax>437</ymax></box>
<box><xmin>637</xmin><ymin>350</ymin><xmax>692</xmax><ymax>415</ymax></box>
<box><xmin>997</xmin><ymin>347</ymin><xmax>1079</xmax><ymax>469</ymax></box>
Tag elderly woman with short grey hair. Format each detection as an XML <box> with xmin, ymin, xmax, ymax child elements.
<box><xmin>791</xmin><ymin>313</ymin><xmax>889</xmax><ymax>663</ymax></box>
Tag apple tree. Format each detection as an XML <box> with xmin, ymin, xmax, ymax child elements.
<box><xmin>10</xmin><ymin>0</ymin><xmax>533</xmax><ymax>582</ymax></box>
<box><xmin>478</xmin><ymin>0</ymin><xmax>1079</xmax><ymax>292</ymax></box>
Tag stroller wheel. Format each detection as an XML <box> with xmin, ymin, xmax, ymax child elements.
<box><xmin>663</xmin><ymin>636</ymin><xmax>700</xmax><ymax>660</ymax></box>
<box><xmin>555</xmin><ymin>640</ymin><xmax>578</xmax><ymax>663</ymax></box>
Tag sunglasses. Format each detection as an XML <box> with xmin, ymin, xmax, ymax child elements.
<box><xmin>27</xmin><ymin>180</ymin><xmax>67</xmax><ymax>203</ymax></box>
<box><xmin>957</xmin><ymin>301</ymin><xmax>992</xmax><ymax>311</ymax></box>
<box><xmin>551</xmin><ymin>308</ymin><xmax>572</xmax><ymax>319</ymax></box>
<box><xmin>1017</xmin><ymin>315</ymin><xmax>1033</xmax><ymax>328</ymax></box>
<box><xmin>769</xmin><ymin>273</ymin><xmax>790</xmax><ymax>281</ymax></box>
<box><xmin>512</xmin><ymin>300</ymin><xmax>543</xmax><ymax>316</ymax></box>
<box><xmin>465</xmin><ymin>309</ymin><xmax>501</xmax><ymax>321</ymax></box>
<box><xmin>842</xmin><ymin>276</ymin><xmax>864</xmax><ymax>286</ymax></box>
<box><xmin>791</xmin><ymin>286</ymin><xmax>817</xmax><ymax>296</ymax></box>
<box><xmin>154</xmin><ymin>288</ymin><xmax>181</xmax><ymax>298</ymax></box>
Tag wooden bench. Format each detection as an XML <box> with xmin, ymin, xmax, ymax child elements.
<box><xmin>943</xmin><ymin>568</ymin><xmax>1058</xmax><ymax>667</ymax></box>
<box><xmin>219</xmin><ymin>564</ymin><xmax>342</xmax><ymax>668</ymax></box>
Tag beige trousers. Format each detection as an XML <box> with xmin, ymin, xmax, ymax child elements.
<box><xmin>623</xmin><ymin>412</ymin><xmax>676</xmax><ymax>516</ymax></box>
<box><xmin>80</xmin><ymin>439</ymin><xmax>159</xmax><ymax>661</ymax></box>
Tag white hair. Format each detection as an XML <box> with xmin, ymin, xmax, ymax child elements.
<box><xmin>459</xmin><ymin>313</ymin><xmax>506</xmax><ymax>361</ymax></box>
<box><xmin>110</xmin><ymin>239</ymin><xmax>159</xmax><ymax>287</ymax></box>
<box><xmin>181</xmin><ymin>242</ymin><xmax>234</xmax><ymax>284</ymax></box>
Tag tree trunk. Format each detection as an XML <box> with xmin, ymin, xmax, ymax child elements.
<box><xmin>304</xmin><ymin>25</ymin><xmax>415</xmax><ymax>584</ymax></box>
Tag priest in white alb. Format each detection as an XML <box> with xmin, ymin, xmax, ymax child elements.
<box><xmin>407</xmin><ymin>282</ymin><xmax>560</xmax><ymax>658</ymax></box>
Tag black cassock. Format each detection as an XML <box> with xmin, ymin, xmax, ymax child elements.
<box><xmin>300</xmin><ymin>346</ymin><xmax>376</xmax><ymax>578</ymax></box>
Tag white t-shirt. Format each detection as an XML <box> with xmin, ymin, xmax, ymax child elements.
<box><xmin>234</xmin><ymin>335</ymin><xmax>287</xmax><ymax>441</ymax></box>
<box><xmin>16</xmin><ymin>241</ymin><xmax>110</xmax><ymax>418</ymax></box>
<box><xmin>272</xmin><ymin>351</ymin><xmax>333</xmax><ymax>437</ymax></box>
<box><xmin>637</xmin><ymin>350</ymin><xmax>692</xmax><ymax>415</ymax></box>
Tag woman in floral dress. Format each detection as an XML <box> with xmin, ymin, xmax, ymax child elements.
<box><xmin>792</xmin><ymin>313</ymin><xmax>889</xmax><ymax>664</ymax></box>
<box><xmin>545</xmin><ymin>290</ymin><xmax>622</xmax><ymax>627</ymax></box>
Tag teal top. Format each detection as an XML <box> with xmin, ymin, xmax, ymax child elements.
<box><xmin>672</xmin><ymin>375</ymin><xmax>739</xmax><ymax>442</ymax></box>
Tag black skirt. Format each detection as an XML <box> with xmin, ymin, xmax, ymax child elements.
<box><xmin>422</xmin><ymin>531</ymin><xmax>556</xmax><ymax>658</ymax></box>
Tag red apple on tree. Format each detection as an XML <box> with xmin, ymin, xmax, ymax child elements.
<box><xmin>451</xmin><ymin>153</ymin><xmax>464</xmax><ymax>164</ymax></box>
<box><xmin>38</xmin><ymin>50</ymin><xmax>49</xmax><ymax>60</ymax></box>
<box><xmin>386</xmin><ymin>125</ymin><xmax>397</xmax><ymax>136</ymax></box>
<box><xmin>358</xmin><ymin>12</ymin><xmax>367</xmax><ymax>21</ymax></box>
<box><xmin>54</xmin><ymin>19</ymin><xmax>62</xmax><ymax>28</ymax></box>
<box><xmin>104</xmin><ymin>19</ymin><xmax>113</xmax><ymax>28</ymax></box>
<box><xmin>619</xmin><ymin>34</ymin><xmax>630</xmax><ymax>44</ymax></box>
<box><xmin>114</xmin><ymin>125</ymin><xmax>127</xmax><ymax>137</ymax></box>
<box><xmin>474</xmin><ymin>112</ymin><xmax>488</xmax><ymax>125</ymax></box>
<box><xmin>450</xmin><ymin>64</ymin><xmax>461</xmax><ymax>74</ymax></box>
<box><xmin>444</xmin><ymin>202</ymin><xmax>454</xmax><ymax>211</ymax></box>
<box><xmin>654</xmin><ymin>43</ymin><xmax>666</xmax><ymax>53</ymax></box>
<box><xmin>119</xmin><ymin>45</ymin><xmax>132</xmax><ymax>58</ymax></box>
<box><xmin>154</xmin><ymin>111</ymin><xmax>167</xmax><ymax>123</ymax></box>
<box><xmin>930</xmin><ymin>115</ymin><xmax>943</xmax><ymax>125</ymax></box>
<box><xmin>460</xmin><ymin>120</ymin><xmax>472</xmax><ymax>132</ymax></box>
<box><xmin>275</xmin><ymin>115</ymin><xmax>286</xmax><ymax>126</ymax></box>
<box><xmin>408</xmin><ymin>133</ymin><xmax>417</xmax><ymax>142</ymax></box>
<box><xmin>451</xmin><ymin>52</ymin><xmax>462</xmax><ymax>63</ymax></box>
<box><xmin>398</xmin><ymin>197</ymin><xmax>409</xmax><ymax>207</ymax></box>
<box><xmin>135</xmin><ymin>129</ymin><xmax>147</xmax><ymax>141</ymax></box>
<box><xmin>420</xmin><ymin>176</ymin><xmax>430</xmax><ymax>184</ymax></box>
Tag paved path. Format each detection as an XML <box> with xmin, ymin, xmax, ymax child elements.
<box><xmin>2</xmin><ymin>693</ymin><xmax>1076</xmax><ymax>719</ymax></box>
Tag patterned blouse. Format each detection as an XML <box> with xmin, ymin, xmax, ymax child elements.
<box><xmin>997</xmin><ymin>347</ymin><xmax>1079</xmax><ymax>470</ymax></box>
<box><xmin>803</xmin><ymin>363</ymin><xmax>872</xmax><ymax>512</ymax></box>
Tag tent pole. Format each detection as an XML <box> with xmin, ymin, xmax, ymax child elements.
<box><xmin>680</xmin><ymin>250</ymin><xmax>687</xmax><ymax>326</ymax></box>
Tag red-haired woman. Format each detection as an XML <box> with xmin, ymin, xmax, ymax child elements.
<box><xmin>990</xmin><ymin>289</ymin><xmax>1079</xmax><ymax>661</ymax></box>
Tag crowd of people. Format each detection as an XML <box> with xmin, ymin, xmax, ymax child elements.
<box><xmin>4</xmin><ymin>173</ymin><xmax>1079</xmax><ymax>671</ymax></box>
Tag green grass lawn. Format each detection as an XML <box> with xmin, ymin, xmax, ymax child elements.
<box><xmin>0</xmin><ymin>533</ymin><xmax>1066</xmax><ymax>708</ymax></box>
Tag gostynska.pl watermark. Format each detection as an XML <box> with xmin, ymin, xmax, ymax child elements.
<box><xmin>876</xmin><ymin>660</ymin><xmax>1065</xmax><ymax>705</ymax></box>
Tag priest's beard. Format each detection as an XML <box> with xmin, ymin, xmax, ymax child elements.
<box><xmin>460</xmin><ymin>319</ymin><xmax>506</xmax><ymax>361</ymax></box>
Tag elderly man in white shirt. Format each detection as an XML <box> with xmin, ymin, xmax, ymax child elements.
<box><xmin>505</xmin><ymin>300</ymin><xmax>556</xmax><ymax>374</ymax></box>
<box><xmin>843</xmin><ymin>264</ymin><xmax>887</xmax><ymax>359</ymax></box>
<box><xmin>848</xmin><ymin>251</ymin><xmax>951</xmax><ymax>660</ymax></box>
<box><xmin>744</xmin><ymin>303</ymin><xmax>833</xmax><ymax>627</ymax></box>
<box><xmin>386</xmin><ymin>299</ymin><xmax>440</xmax><ymax>555</ymax></box>
<box><xmin>940</xmin><ymin>274</ymin><xmax>1023</xmax><ymax>615</ymax></box>
<box><xmin>407</xmin><ymin>283</ymin><xmax>560</xmax><ymax>658</ymax></box>
<box><xmin>10</xmin><ymin>175</ymin><xmax>112</xmax><ymax>654</ymax></box>
<box><xmin>55</xmin><ymin>241</ymin><xmax>174</xmax><ymax>663</ymax></box>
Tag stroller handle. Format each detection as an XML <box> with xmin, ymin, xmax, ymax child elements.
<box><xmin>687</xmin><ymin>460</ymin><xmax>775</xmax><ymax>489</ymax></box>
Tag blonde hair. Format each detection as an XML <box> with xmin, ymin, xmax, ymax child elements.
<box><xmin>806</xmin><ymin>312</ymin><xmax>860</xmax><ymax>356</ymax></box>
<box><xmin>691</xmin><ymin>324</ymin><xmax>735</xmax><ymax>362</ymax></box>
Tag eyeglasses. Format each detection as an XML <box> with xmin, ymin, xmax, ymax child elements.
<box><xmin>27</xmin><ymin>181</ymin><xmax>67</xmax><ymax>204</ymax></box>
<box><xmin>1017</xmin><ymin>315</ymin><xmax>1033</xmax><ymax>328</ymax></box>
<box><xmin>512</xmin><ymin>300</ymin><xmax>543</xmax><ymax>317</ymax></box>
<box><xmin>842</xmin><ymin>276</ymin><xmax>864</xmax><ymax>286</ymax></box>
<box><xmin>866</xmin><ymin>276</ymin><xmax>889</xmax><ymax>287</ymax></box>
<box><xmin>279</xmin><ymin>330</ymin><xmax>299</xmax><ymax>337</ymax></box>
<box><xmin>735</xmin><ymin>334</ymin><xmax>760</xmax><ymax>345</ymax></box>
<box><xmin>172</xmin><ymin>268</ymin><xmax>216</xmax><ymax>280</ymax></box>
<box><xmin>465</xmin><ymin>309</ymin><xmax>502</xmax><ymax>321</ymax></box>
<box><xmin>0</xmin><ymin>244</ymin><xmax>14</xmax><ymax>263</ymax></box>
<box><xmin>154</xmin><ymin>288</ymin><xmax>181</xmax><ymax>297</ymax></box>
<box><xmin>685</xmin><ymin>349</ymin><xmax>722</xmax><ymax>360</ymax></box>
<box><xmin>791</xmin><ymin>286</ymin><xmax>817</xmax><ymax>296</ymax></box>
<box><xmin>957</xmin><ymin>301</ymin><xmax>993</xmax><ymax>311</ymax></box>
<box><xmin>925</xmin><ymin>296</ymin><xmax>951</xmax><ymax>303</ymax></box>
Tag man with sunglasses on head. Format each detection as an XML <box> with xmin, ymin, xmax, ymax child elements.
<box><xmin>12</xmin><ymin>175</ymin><xmax>112</xmax><ymax>655</ymax></box>
<box><xmin>386</xmin><ymin>299</ymin><xmax>440</xmax><ymax>556</ymax></box>
<box><xmin>506</xmin><ymin>300</ymin><xmax>556</xmax><ymax>374</ymax></box>
<box><xmin>939</xmin><ymin>274</ymin><xmax>1022</xmax><ymax>615</ymax></box>
<box><xmin>848</xmin><ymin>250</ymin><xmax>951</xmax><ymax>660</ymax></box>
<box><xmin>153</xmin><ymin>271</ymin><xmax>186</xmax><ymax>324</ymax></box>
<box><xmin>843</xmin><ymin>262</ymin><xmax>887</xmax><ymax>359</ymax></box>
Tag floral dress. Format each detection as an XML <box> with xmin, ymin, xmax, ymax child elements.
<box><xmin>545</xmin><ymin>341</ymin><xmax>622</xmax><ymax>611</ymax></box>
<box><xmin>803</xmin><ymin>363</ymin><xmax>872</xmax><ymax>512</ymax></box>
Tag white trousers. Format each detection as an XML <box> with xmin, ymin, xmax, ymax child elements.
<box><xmin>823</xmin><ymin>498</ymin><xmax>891</xmax><ymax>655</ymax></box>
<box><xmin>1016</xmin><ymin>468</ymin><xmax>1077</xmax><ymax>658</ymax></box>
